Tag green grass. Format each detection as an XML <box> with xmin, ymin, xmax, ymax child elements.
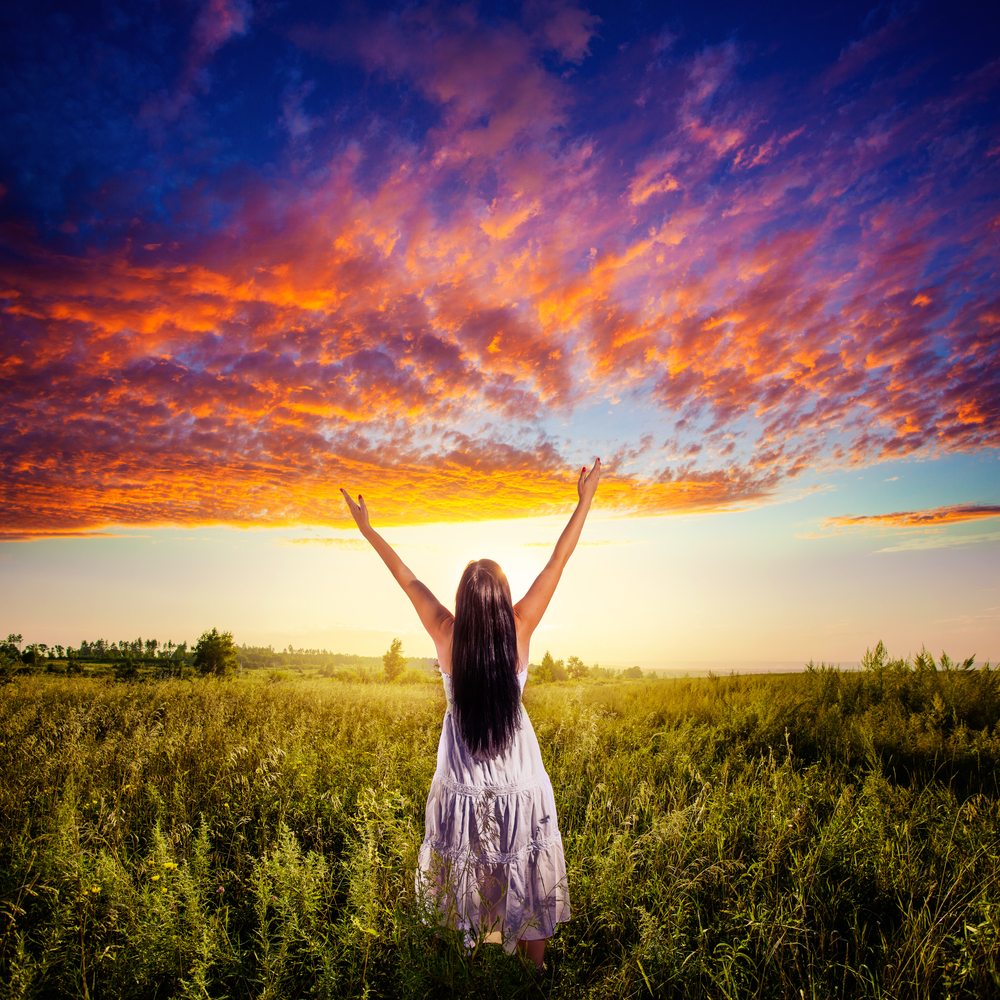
<box><xmin>1</xmin><ymin>648</ymin><xmax>998</xmax><ymax>998</ymax></box>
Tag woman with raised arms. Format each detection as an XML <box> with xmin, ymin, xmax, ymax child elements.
<box><xmin>340</xmin><ymin>458</ymin><xmax>601</xmax><ymax>971</ymax></box>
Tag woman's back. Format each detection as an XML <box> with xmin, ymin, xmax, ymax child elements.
<box><xmin>435</xmin><ymin>665</ymin><xmax>536</xmax><ymax>786</ymax></box>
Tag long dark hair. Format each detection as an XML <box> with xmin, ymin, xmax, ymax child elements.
<box><xmin>451</xmin><ymin>559</ymin><xmax>521</xmax><ymax>758</ymax></box>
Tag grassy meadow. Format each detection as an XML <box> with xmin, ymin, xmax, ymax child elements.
<box><xmin>1</xmin><ymin>646</ymin><xmax>998</xmax><ymax>999</ymax></box>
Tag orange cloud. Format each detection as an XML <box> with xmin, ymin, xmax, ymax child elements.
<box><xmin>826</xmin><ymin>505</ymin><xmax>1000</xmax><ymax>529</ymax></box>
<box><xmin>627</xmin><ymin>159</ymin><xmax>681</xmax><ymax>206</ymax></box>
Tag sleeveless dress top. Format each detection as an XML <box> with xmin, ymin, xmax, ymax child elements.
<box><xmin>415</xmin><ymin>666</ymin><xmax>571</xmax><ymax>949</ymax></box>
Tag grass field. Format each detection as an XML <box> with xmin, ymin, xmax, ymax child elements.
<box><xmin>1</xmin><ymin>647</ymin><xmax>998</xmax><ymax>999</ymax></box>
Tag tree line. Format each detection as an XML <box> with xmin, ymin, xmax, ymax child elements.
<box><xmin>0</xmin><ymin>630</ymin><xmax>231</xmax><ymax>681</ymax></box>
<box><xmin>1</xmin><ymin>631</ymin><xmax>639</xmax><ymax>684</ymax></box>
<box><xmin>533</xmin><ymin>650</ymin><xmax>640</xmax><ymax>682</ymax></box>
<box><xmin>2</xmin><ymin>635</ymin><xmax>191</xmax><ymax>664</ymax></box>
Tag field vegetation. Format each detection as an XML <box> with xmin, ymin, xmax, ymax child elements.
<box><xmin>0</xmin><ymin>642</ymin><xmax>998</xmax><ymax>999</ymax></box>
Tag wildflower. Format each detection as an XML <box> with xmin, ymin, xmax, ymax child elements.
<box><xmin>90</xmin><ymin>885</ymin><xmax>101</xmax><ymax>894</ymax></box>
<box><xmin>162</xmin><ymin>861</ymin><xmax>177</xmax><ymax>870</ymax></box>
<box><xmin>216</xmin><ymin>885</ymin><xmax>225</xmax><ymax>895</ymax></box>
<box><xmin>150</xmin><ymin>874</ymin><xmax>160</xmax><ymax>882</ymax></box>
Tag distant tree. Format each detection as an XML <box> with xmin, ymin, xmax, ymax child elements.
<box><xmin>383</xmin><ymin>638</ymin><xmax>406</xmax><ymax>682</ymax></box>
<box><xmin>194</xmin><ymin>629</ymin><xmax>238</xmax><ymax>677</ymax></box>
<box><xmin>536</xmin><ymin>651</ymin><xmax>569</xmax><ymax>682</ymax></box>
<box><xmin>0</xmin><ymin>634</ymin><xmax>22</xmax><ymax>684</ymax></box>
<box><xmin>622</xmin><ymin>665</ymin><xmax>643</xmax><ymax>679</ymax></box>
<box><xmin>566</xmin><ymin>655</ymin><xmax>588</xmax><ymax>680</ymax></box>
<box><xmin>534</xmin><ymin>651</ymin><xmax>552</xmax><ymax>683</ymax></box>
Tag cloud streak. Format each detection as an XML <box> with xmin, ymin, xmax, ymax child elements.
<box><xmin>827</xmin><ymin>504</ymin><xmax>1000</xmax><ymax>529</ymax></box>
<box><xmin>1</xmin><ymin>1</ymin><xmax>997</xmax><ymax>538</ymax></box>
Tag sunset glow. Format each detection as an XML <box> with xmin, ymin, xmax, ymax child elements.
<box><xmin>2</xmin><ymin>1</ymin><xmax>997</xmax><ymax>664</ymax></box>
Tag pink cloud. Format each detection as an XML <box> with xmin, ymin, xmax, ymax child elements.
<box><xmin>529</xmin><ymin>1</ymin><xmax>600</xmax><ymax>63</ymax></box>
<box><xmin>141</xmin><ymin>0</ymin><xmax>251</xmax><ymax>125</ymax></box>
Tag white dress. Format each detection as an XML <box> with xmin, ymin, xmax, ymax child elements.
<box><xmin>415</xmin><ymin>665</ymin><xmax>571</xmax><ymax>950</ymax></box>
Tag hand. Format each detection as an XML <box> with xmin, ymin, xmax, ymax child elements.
<box><xmin>577</xmin><ymin>458</ymin><xmax>601</xmax><ymax>503</ymax></box>
<box><xmin>340</xmin><ymin>488</ymin><xmax>371</xmax><ymax>532</ymax></box>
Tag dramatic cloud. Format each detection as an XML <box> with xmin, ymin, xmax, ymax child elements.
<box><xmin>1</xmin><ymin>1</ymin><xmax>997</xmax><ymax>538</ymax></box>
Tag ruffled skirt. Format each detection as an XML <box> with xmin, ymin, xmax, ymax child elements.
<box><xmin>415</xmin><ymin>772</ymin><xmax>571</xmax><ymax>951</ymax></box>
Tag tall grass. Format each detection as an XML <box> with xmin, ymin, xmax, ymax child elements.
<box><xmin>1</xmin><ymin>649</ymin><xmax>997</xmax><ymax>998</ymax></box>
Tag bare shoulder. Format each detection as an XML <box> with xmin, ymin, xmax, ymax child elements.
<box><xmin>514</xmin><ymin>611</ymin><xmax>532</xmax><ymax>672</ymax></box>
<box><xmin>514</xmin><ymin>606</ymin><xmax>534</xmax><ymax>644</ymax></box>
<box><xmin>435</xmin><ymin>618</ymin><xmax>454</xmax><ymax>676</ymax></box>
<box><xmin>435</xmin><ymin>609</ymin><xmax>455</xmax><ymax>636</ymax></box>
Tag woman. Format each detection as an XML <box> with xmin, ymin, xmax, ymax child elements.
<box><xmin>340</xmin><ymin>458</ymin><xmax>601</xmax><ymax>970</ymax></box>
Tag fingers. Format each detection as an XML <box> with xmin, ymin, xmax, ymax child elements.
<box><xmin>339</xmin><ymin>487</ymin><xmax>361</xmax><ymax>513</ymax></box>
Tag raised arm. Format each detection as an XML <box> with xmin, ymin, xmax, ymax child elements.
<box><xmin>514</xmin><ymin>459</ymin><xmax>601</xmax><ymax>637</ymax></box>
<box><xmin>339</xmin><ymin>489</ymin><xmax>453</xmax><ymax>643</ymax></box>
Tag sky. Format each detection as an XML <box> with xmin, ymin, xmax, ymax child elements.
<box><xmin>1</xmin><ymin>0</ymin><xmax>998</xmax><ymax>667</ymax></box>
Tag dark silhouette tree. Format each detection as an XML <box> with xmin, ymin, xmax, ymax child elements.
<box><xmin>0</xmin><ymin>634</ymin><xmax>22</xmax><ymax>684</ymax></box>
<box><xmin>194</xmin><ymin>629</ymin><xmax>238</xmax><ymax>677</ymax></box>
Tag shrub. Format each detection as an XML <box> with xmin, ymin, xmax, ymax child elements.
<box><xmin>194</xmin><ymin>628</ymin><xmax>239</xmax><ymax>677</ymax></box>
